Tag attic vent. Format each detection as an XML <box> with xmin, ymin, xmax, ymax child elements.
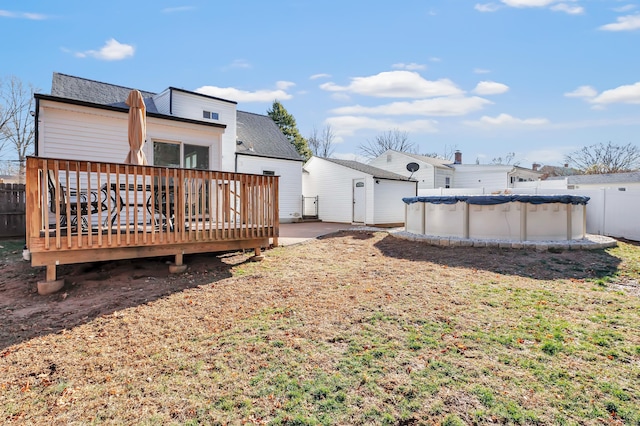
<box><xmin>203</xmin><ymin>110</ymin><xmax>219</xmax><ymax>120</ymax></box>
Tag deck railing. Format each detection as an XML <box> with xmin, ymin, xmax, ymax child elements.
<box><xmin>26</xmin><ymin>156</ymin><xmax>279</xmax><ymax>269</ymax></box>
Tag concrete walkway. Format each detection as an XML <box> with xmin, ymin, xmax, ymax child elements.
<box><xmin>277</xmin><ymin>222</ymin><xmax>357</xmax><ymax>246</ymax></box>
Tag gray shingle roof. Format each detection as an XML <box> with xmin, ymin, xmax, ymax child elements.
<box><xmin>323</xmin><ymin>158</ymin><xmax>415</xmax><ymax>181</ymax></box>
<box><xmin>566</xmin><ymin>171</ymin><xmax>640</xmax><ymax>185</ymax></box>
<box><xmin>51</xmin><ymin>72</ymin><xmax>159</xmax><ymax>112</ymax></box>
<box><xmin>236</xmin><ymin>111</ymin><xmax>302</xmax><ymax>161</ymax></box>
<box><xmin>47</xmin><ymin>73</ymin><xmax>299</xmax><ymax>161</ymax></box>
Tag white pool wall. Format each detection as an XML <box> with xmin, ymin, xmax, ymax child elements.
<box><xmin>405</xmin><ymin>199</ymin><xmax>586</xmax><ymax>242</ymax></box>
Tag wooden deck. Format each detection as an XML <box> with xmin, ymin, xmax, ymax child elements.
<box><xmin>26</xmin><ymin>157</ymin><xmax>279</xmax><ymax>284</ymax></box>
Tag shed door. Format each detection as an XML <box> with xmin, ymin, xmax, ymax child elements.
<box><xmin>353</xmin><ymin>179</ymin><xmax>365</xmax><ymax>223</ymax></box>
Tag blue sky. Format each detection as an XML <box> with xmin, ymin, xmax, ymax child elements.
<box><xmin>2</xmin><ymin>0</ymin><xmax>639</xmax><ymax>167</ymax></box>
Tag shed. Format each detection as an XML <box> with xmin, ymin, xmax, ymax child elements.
<box><xmin>303</xmin><ymin>157</ymin><xmax>417</xmax><ymax>226</ymax></box>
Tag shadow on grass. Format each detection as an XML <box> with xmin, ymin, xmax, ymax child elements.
<box><xmin>321</xmin><ymin>231</ymin><xmax>622</xmax><ymax>282</ymax></box>
<box><xmin>0</xmin><ymin>249</ymin><xmax>249</xmax><ymax>350</ymax></box>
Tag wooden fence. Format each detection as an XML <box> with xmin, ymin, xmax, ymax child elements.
<box><xmin>0</xmin><ymin>183</ymin><xmax>26</xmax><ymax>238</ymax></box>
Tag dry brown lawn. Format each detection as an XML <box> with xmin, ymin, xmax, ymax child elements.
<box><xmin>1</xmin><ymin>231</ymin><xmax>639</xmax><ymax>425</ymax></box>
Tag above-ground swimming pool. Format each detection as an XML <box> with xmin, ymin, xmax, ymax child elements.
<box><xmin>403</xmin><ymin>195</ymin><xmax>590</xmax><ymax>242</ymax></box>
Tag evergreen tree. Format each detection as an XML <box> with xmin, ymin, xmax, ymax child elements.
<box><xmin>267</xmin><ymin>100</ymin><xmax>311</xmax><ymax>160</ymax></box>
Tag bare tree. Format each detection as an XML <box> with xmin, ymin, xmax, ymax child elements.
<box><xmin>565</xmin><ymin>142</ymin><xmax>640</xmax><ymax>174</ymax></box>
<box><xmin>422</xmin><ymin>144</ymin><xmax>458</xmax><ymax>161</ymax></box>
<box><xmin>358</xmin><ymin>129</ymin><xmax>415</xmax><ymax>158</ymax></box>
<box><xmin>491</xmin><ymin>152</ymin><xmax>520</xmax><ymax>166</ymax></box>
<box><xmin>0</xmin><ymin>76</ymin><xmax>37</xmax><ymax>181</ymax></box>
<box><xmin>308</xmin><ymin>124</ymin><xmax>336</xmax><ymax>158</ymax></box>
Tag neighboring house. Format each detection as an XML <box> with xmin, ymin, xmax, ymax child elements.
<box><xmin>34</xmin><ymin>73</ymin><xmax>304</xmax><ymax>222</ymax></box>
<box><xmin>368</xmin><ymin>150</ymin><xmax>454</xmax><ymax>190</ymax></box>
<box><xmin>451</xmin><ymin>164</ymin><xmax>541</xmax><ymax>190</ymax></box>
<box><xmin>544</xmin><ymin>171</ymin><xmax>640</xmax><ymax>191</ymax></box>
<box><xmin>371</xmin><ymin>150</ymin><xmax>541</xmax><ymax>192</ymax></box>
<box><xmin>303</xmin><ymin>157</ymin><xmax>417</xmax><ymax>226</ymax></box>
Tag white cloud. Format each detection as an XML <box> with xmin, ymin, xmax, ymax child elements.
<box><xmin>320</xmin><ymin>71</ymin><xmax>463</xmax><ymax>98</ymax></box>
<box><xmin>599</xmin><ymin>14</ymin><xmax>640</xmax><ymax>31</ymax></box>
<box><xmin>473</xmin><ymin>81</ymin><xmax>509</xmax><ymax>95</ymax></box>
<box><xmin>310</xmin><ymin>73</ymin><xmax>331</xmax><ymax>80</ymax></box>
<box><xmin>464</xmin><ymin>113</ymin><xmax>549</xmax><ymax>127</ymax></box>
<box><xmin>474</xmin><ymin>68</ymin><xmax>492</xmax><ymax>74</ymax></box>
<box><xmin>550</xmin><ymin>3</ymin><xmax>584</xmax><ymax>14</ymax></box>
<box><xmin>0</xmin><ymin>9</ymin><xmax>48</xmax><ymax>19</ymax></box>
<box><xmin>392</xmin><ymin>62</ymin><xmax>427</xmax><ymax>71</ymax></box>
<box><xmin>591</xmin><ymin>82</ymin><xmax>640</xmax><ymax>105</ymax></box>
<box><xmin>161</xmin><ymin>6</ymin><xmax>195</xmax><ymax>13</ymax></box>
<box><xmin>276</xmin><ymin>81</ymin><xmax>295</xmax><ymax>90</ymax></box>
<box><xmin>429</xmin><ymin>57</ymin><xmax>442</xmax><ymax>62</ymax></box>
<box><xmin>485</xmin><ymin>0</ymin><xmax>585</xmax><ymax>14</ymax></box>
<box><xmin>195</xmin><ymin>85</ymin><xmax>293</xmax><ymax>102</ymax></box>
<box><xmin>564</xmin><ymin>85</ymin><xmax>597</xmax><ymax>99</ymax></box>
<box><xmin>501</xmin><ymin>0</ymin><xmax>557</xmax><ymax>7</ymax></box>
<box><xmin>75</xmin><ymin>39</ymin><xmax>134</xmax><ymax>61</ymax></box>
<box><xmin>475</xmin><ymin>3</ymin><xmax>502</xmax><ymax>12</ymax></box>
<box><xmin>325</xmin><ymin>116</ymin><xmax>439</xmax><ymax>137</ymax></box>
<box><xmin>613</xmin><ymin>5</ymin><xmax>637</xmax><ymax>13</ymax></box>
<box><xmin>330</xmin><ymin>96</ymin><xmax>492</xmax><ymax>117</ymax></box>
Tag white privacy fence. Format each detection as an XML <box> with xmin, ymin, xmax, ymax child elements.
<box><xmin>417</xmin><ymin>187</ymin><xmax>640</xmax><ymax>241</ymax></box>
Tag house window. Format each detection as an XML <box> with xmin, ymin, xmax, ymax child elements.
<box><xmin>153</xmin><ymin>141</ymin><xmax>209</xmax><ymax>170</ymax></box>
<box><xmin>263</xmin><ymin>170</ymin><xmax>275</xmax><ymax>176</ymax></box>
<box><xmin>202</xmin><ymin>110</ymin><xmax>219</xmax><ymax>120</ymax></box>
<box><xmin>445</xmin><ymin>177</ymin><xmax>450</xmax><ymax>189</ymax></box>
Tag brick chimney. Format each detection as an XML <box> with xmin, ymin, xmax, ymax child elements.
<box><xmin>454</xmin><ymin>150</ymin><xmax>462</xmax><ymax>164</ymax></box>
<box><xmin>532</xmin><ymin>163</ymin><xmax>540</xmax><ymax>171</ymax></box>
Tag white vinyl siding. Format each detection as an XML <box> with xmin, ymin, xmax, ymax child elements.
<box><xmin>236</xmin><ymin>155</ymin><xmax>302</xmax><ymax>223</ymax></box>
<box><xmin>452</xmin><ymin>165</ymin><xmax>512</xmax><ymax>190</ymax></box>
<box><xmin>373</xmin><ymin>180</ymin><xmax>416</xmax><ymax>224</ymax></box>
<box><xmin>303</xmin><ymin>157</ymin><xmax>414</xmax><ymax>225</ymax></box>
<box><xmin>435</xmin><ymin>168</ymin><xmax>454</xmax><ymax>188</ymax></box>
<box><xmin>303</xmin><ymin>158</ymin><xmax>370</xmax><ymax>223</ymax></box>
<box><xmin>38</xmin><ymin>100</ymin><xmax>223</xmax><ymax>169</ymax></box>
<box><xmin>152</xmin><ymin>89</ymin><xmax>171</xmax><ymax>115</ymax></box>
<box><xmin>170</xmin><ymin>90</ymin><xmax>237</xmax><ymax>172</ymax></box>
<box><xmin>369</xmin><ymin>150</ymin><xmax>453</xmax><ymax>190</ymax></box>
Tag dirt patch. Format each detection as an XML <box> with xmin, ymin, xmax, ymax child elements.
<box><xmin>0</xmin><ymin>247</ymin><xmax>252</xmax><ymax>349</ymax></box>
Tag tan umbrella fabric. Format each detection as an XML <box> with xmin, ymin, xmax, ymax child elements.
<box><xmin>124</xmin><ymin>89</ymin><xmax>148</xmax><ymax>165</ymax></box>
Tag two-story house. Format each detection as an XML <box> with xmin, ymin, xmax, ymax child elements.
<box><xmin>34</xmin><ymin>73</ymin><xmax>304</xmax><ymax>222</ymax></box>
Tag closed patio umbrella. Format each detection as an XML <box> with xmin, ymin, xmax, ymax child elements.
<box><xmin>124</xmin><ymin>89</ymin><xmax>148</xmax><ymax>165</ymax></box>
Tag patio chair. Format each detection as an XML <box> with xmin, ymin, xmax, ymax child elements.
<box><xmin>47</xmin><ymin>170</ymin><xmax>105</xmax><ymax>231</ymax></box>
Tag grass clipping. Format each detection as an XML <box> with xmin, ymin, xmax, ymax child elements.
<box><xmin>1</xmin><ymin>231</ymin><xmax>639</xmax><ymax>425</ymax></box>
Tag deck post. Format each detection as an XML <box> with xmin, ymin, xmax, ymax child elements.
<box><xmin>250</xmin><ymin>246</ymin><xmax>264</xmax><ymax>261</ymax></box>
<box><xmin>37</xmin><ymin>264</ymin><xmax>65</xmax><ymax>295</ymax></box>
<box><xmin>169</xmin><ymin>252</ymin><xmax>188</xmax><ymax>274</ymax></box>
